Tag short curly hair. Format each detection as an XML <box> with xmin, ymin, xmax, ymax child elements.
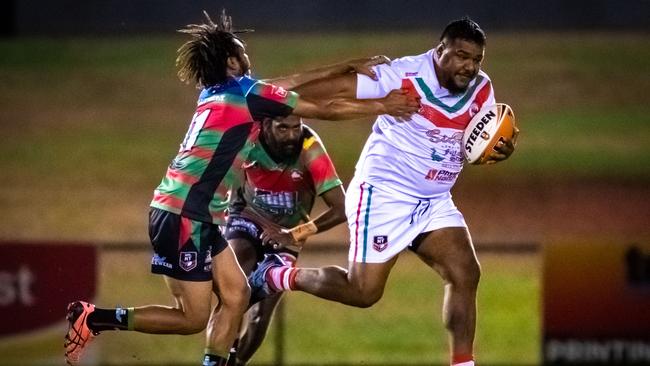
<box><xmin>440</xmin><ymin>16</ymin><xmax>486</xmax><ymax>47</ymax></box>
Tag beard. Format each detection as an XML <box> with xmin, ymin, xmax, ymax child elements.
<box><xmin>277</xmin><ymin>141</ymin><xmax>301</xmax><ymax>162</ymax></box>
<box><xmin>448</xmin><ymin>72</ymin><xmax>476</xmax><ymax>93</ymax></box>
<box><xmin>262</xmin><ymin>132</ymin><xmax>301</xmax><ymax>163</ymax></box>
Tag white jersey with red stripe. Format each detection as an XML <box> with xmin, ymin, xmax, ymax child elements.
<box><xmin>356</xmin><ymin>49</ymin><xmax>495</xmax><ymax>198</ymax></box>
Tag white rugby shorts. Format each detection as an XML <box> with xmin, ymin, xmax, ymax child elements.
<box><xmin>346</xmin><ymin>178</ymin><xmax>467</xmax><ymax>263</ymax></box>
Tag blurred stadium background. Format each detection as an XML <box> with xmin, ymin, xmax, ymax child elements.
<box><xmin>1</xmin><ymin>1</ymin><xmax>649</xmax><ymax>365</ymax></box>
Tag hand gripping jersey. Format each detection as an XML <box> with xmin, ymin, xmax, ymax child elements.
<box><xmin>151</xmin><ymin>76</ymin><xmax>298</xmax><ymax>225</ymax></box>
<box><xmin>356</xmin><ymin>49</ymin><xmax>495</xmax><ymax>198</ymax></box>
<box><xmin>229</xmin><ymin>125</ymin><xmax>342</xmax><ymax>228</ymax></box>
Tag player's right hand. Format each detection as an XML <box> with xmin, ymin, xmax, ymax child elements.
<box><xmin>485</xmin><ymin>126</ymin><xmax>519</xmax><ymax>164</ymax></box>
<box><xmin>350</xmin><ymin>55</ymin><xmax>391</xmax><ymax>81</ymax></box>
<box><xmin>382</xmin><ymin>89</ymin><xmax>421</xmax><ymax>119</ymax></box>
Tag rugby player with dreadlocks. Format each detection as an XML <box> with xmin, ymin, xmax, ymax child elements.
<box><xmin>63</xmin><ymin>9</ymin><xmax>419</xmax><ymax>366</ymax></box>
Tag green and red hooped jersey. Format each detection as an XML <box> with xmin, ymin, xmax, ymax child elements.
<box><xmin>229</xmin><ymin>125</ymin><xmax>342</xmax><ymax>228</ymax></box>
<box><xmin>151</xmin><ymin>76</ymin><xmax>298</xmax><ymax>225</ymax></box>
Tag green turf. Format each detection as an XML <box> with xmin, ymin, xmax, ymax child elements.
<box><xmin>0</xmin><ymin>251</ymin><xmax>539</xmax><ymax>365</ymax></box>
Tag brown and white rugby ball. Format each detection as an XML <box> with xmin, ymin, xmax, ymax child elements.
<box><xmin>463</xmin><ymin>103</ymin><xmax>516</xmax><ymax>164</ymax></box>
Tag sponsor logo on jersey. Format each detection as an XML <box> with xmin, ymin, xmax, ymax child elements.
<box><xmin>179</xmin><ymin>251</ymin><xmax>198</xmax><ymax>272</ymax></box>
<box><xmin>229</xmin><ymin>217</ymin><xmax>260</xmax><ymax>237</ymax></box>
<box><xmin>373</xmin><ymin>235</ymin><xmax>388</xmax><ymax>252</ymax></box>
<box><xmin>426</xmin><ymin>129</ymin><xmax>463</xmax><ymax>146</ymax></box>
<box><xmin>426</xmin><ymin>129</ymin><xmax>464</xmax><ymax>163</ymax></box>
<box><xmin>152</xmin><ymin>254</ymin><xmax>173</xmax><ymax>269</ymax></box>
<box><xmin>405</xmin><ymin>72</ymin><xmax>419</xmax><ymax>77</ymax></box>
<box><xmin>430</xmin><ymin>148</ymin><xmax>445</xmax><ymax>162</ymax></box>
<box><xmin>429</xmin><ymin>147</ymin><xmax>464</xmax><ymax>164</ymax></box>
<box><xmin>425</xmin><ymin>168</ymin><xmax>438</xmax><ymax>180</ymax></box>
<box><xmin>442</xmin><ymin>162</ymin><xmax>463</xmax><ymax>170</ymax></box>
<box><xmin>202</xmin><ymin>94</ymin><xmax>226</xmax><ymax>104</ymax></box>
<box><xmin>253</xmin><ymin>189</ymin><xmax>297</xmax><ymax>215</ymax></box>
<box><xmin>272</xmin><ymin>85</ymin><xmax>288</xmax><ymax>97</ymax></box>
<box><xmin>425</xmin><ymin>169</ymin><xmax>460</xmax><ymax>183</ymax></box>
<box><xmin>203</xmin><ymin>249</ymin><xmax>212</xmax><ymax>272</ymax></box>
<box><xmin>435</xmin><ymin>170</ymin><xmax>460</xmax><ymax>182</ymax></box>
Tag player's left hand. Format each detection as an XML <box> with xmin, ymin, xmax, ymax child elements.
<box><xmin>350</xmin><ymin>55</ymin><xmax>391</xmax><ymax>81</ymax></box>
<box><xmin>485</xmin><ymin>126</ymin><xmax>519</xmax><ymax>164</ymax></box>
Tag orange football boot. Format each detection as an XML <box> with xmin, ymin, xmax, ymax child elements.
<box><xmin>64</xmin><ymin>301</ymin><xmax>97</xmax><ymax>365</ymax></box>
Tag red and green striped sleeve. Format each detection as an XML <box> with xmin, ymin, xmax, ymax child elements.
<box><xmin>244</xmin><ymin>78</ymin><xmax>299</xmax><ymax>121</ymax></box>
<box><xmin>302</xmin><ymin>129</ymin><xmax>342</xmax><ymax>196</ymax></box>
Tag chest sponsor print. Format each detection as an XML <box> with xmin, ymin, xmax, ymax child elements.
<box><xmin>424</xmin><ymin>168</ymin><xmax>460</xmax><ymax>183</ymax></box>
<box><xmin>426</xmin><ymin>129</ymin><xmax>464</xmax><ymax>164</ymax></box>
<box><xmin>252</xmin><ymin>189</ymin><xmax>298</xmax><ymax>215</ymax></box>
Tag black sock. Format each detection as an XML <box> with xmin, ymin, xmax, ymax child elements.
<box><xmin>87</xmin><ymin>307</ymin><xmax>130</xmax><ymax>332</ymax></box>
<box><xmin>202</xmin><ymin>354</ymin><xmax>229</xmax><ymax>366</ymax></box>
<box><xmin>226</xmin><ymin>339</ymin><xmax>238</xmax><ymax>366</ymax></box>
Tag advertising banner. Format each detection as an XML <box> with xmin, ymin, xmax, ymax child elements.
<box><xmin>0</xmin><ymin>242</ymin><xmax>97</xmax><ymax>337</ymax></box>
<box><xmin>544</xmin><ymin>242</ymin><xmax>650</xmax><ymax>365</ymax></box>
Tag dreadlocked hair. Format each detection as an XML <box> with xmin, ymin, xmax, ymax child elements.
<box><xmin>176</xmin><ymin>9</ymin><xmax>253</xmax><ymax>88</ymax></box>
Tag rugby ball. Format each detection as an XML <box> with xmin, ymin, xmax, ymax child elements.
<box><xmin>463</xmin><ymin>103</ymin><xmax>516</xmax><ymax>164</ymax></box>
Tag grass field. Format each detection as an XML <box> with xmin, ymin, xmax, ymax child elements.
<box><xmin>1</xmin><ymin>32</ymin><xmax>649</xmax><ymax>365</ymax></box>
<box><xmin>0</xmin><ymin>250</ymin><xmax>539</xmax><ymax>365</ymax></box>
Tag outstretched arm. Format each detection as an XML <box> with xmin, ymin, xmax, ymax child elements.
<box><xmin>292</xmin><ymin>88</ymin><xmax>420</xmax><ymax>121</ymax></box>
<box><xmin>266</xmin><ymin>56</ymin><xmax>389</xmax><ymax>90</ymax></box>
<box><xmin>291</xmin><ymin>73</ymin><xmax>358</xmax><ymax>99</ymax></box>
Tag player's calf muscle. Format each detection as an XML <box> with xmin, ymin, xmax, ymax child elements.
<box><xmin>445</xmin><ymin>258</ymin><xmax>481</xmax><ymax>289</ymax></box>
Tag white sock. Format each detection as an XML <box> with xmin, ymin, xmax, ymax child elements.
<box><xmin>267</xmin><ymin>266</ymin><xmax>297</xmax><ymax>291</ymax></box>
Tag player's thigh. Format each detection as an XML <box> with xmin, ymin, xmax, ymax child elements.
<box><xmin>347</xmin><ymin>256</ymin><xmax>399</xmax><ymax>301</ymax></box>
<box><xmin>149</xmin><ymin>208</ymin><xmax>218</xmax><ymax>281</ymax></box>
<box><xmin>211</xmin><ymin>245</ymin><xmax>250</xmax><ymax>302</ymax></box>
<box><xmin>229</xmin><ymin>238</ymin><xmax>259</xmax><ymax>275</ymax></box>
<box><xmin>413</xmin><ymin>227</ymin><xmax>480</xmax><ymax>285</ymax></box>
<box><xmin>149</xmin><ymin>208</ymin><xmax>219</xmax><ymax>318</ymax></box>
<box><xmin>225</xmin><ymin>215</ymin><xmax>266</xmax><ymax>274</ymax></box>
<box><xmin>345</xmin><ymin>180</ymin><xmax>423</xmax><ymax>263</ymax></box>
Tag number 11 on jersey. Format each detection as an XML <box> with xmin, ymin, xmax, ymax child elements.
<box><xmin>180</xmin><ymin>109</ymin><xmax>211</xmax><ymax>152</ymax></box>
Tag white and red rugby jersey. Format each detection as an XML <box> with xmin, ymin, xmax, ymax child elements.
<box><xmin>355</xmin><ymin>49</ymin><xmax>495</xmax><ymax>198</ymax></box>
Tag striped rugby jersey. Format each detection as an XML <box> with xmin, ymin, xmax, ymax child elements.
<box><xmin>356</xmin><ymin>49</ymin><xmax>495</xmax><ymax>198</ymax></box>
<box><xmin>151</xmin><ymin>76</ymin><xmax>298</xmax><ymax>225</ymax></box>
<box><xmin>230</xmin><ymin>125</ymin><xmax>342</xmax><ymax>228</ymax></box>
